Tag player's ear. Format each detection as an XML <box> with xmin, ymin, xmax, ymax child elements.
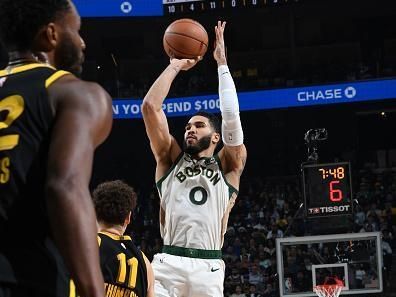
<box><xmin>212</xmin><ymin>132</ymin><xmax>220</xmax><ymax>144</ymax></box>
<box><xmin>33</xmin><ymin>23</ymin><xmax>57</xmax><ymax>52</ymax></box>
<box><xmin>125</xmin><ymin>212</ymin><xmax>132</xmax><ymax>225</ymax></box>
<box><xmin>46</xmin><ymin>23</ymin><xmax>59</xmax><ymax>48</ymax></box>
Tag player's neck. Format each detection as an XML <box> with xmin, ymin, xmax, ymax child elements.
<box><xmin>190</xmin><ymin>148</ymin><xmax>215</xmax><ymax>160</ymax></box>
<box><xmin>98</xmin><ymin>224</ymin><xmax>125</xmax><ymax>236</ymax></box>
<box><xmin>7</xmin><ymin>51</ymin><xmax>39</xmax><ymax>66</ymax></box>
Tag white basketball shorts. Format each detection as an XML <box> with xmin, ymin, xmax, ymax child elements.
<box><xmin>152</xmin><ymin>253</ymin><xmax>225</xmax><ymax>297</ymax></box>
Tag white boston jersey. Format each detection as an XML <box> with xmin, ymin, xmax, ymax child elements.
<box><xmin>156</xmin><ymin>153</ymin><xmax>238</xmax><ymax>250</ymax></box>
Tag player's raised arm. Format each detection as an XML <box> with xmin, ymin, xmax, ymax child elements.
<box><xmin>46</xmin><ymin>78</ymin><xmax>112</xmax><ymax>297</ymax></box>
<box><xmin>142</xmin><ymin>58</ymin><xmax>199</xmax><ymax>179</ymax></box>
<box><xmin>214</xmin><ymin>21</ymin><xmax>247</xmax><ymax>189</ymax></box>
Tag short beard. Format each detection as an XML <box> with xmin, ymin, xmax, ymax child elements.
<box><xmin>55</xmin><ymin>34</ymin><xmax>83</xmax><ymax>76</ymax></box>
<box><xmin>183</xmin><ymin>135</ymin><xmax>212</xmax><ymax>155</ymax></box>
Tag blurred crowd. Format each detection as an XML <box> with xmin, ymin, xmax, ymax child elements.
<box><xmin>98</xmin><ymin>56</ymin><xmax>396</xmax><ymax>99</ymax></box>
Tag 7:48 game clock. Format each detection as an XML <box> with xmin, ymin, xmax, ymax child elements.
<box><xmin>302</xmin><ymin>162</ymin><xmax>353</xmax><ymax>218</ymax></box>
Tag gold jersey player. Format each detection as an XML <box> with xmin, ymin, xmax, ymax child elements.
<box><xmin>0</xmin><ymin>1</ymin><xmax>112</xmax><ymax>297</ymax></box>
<box><xmin>142</xmin><ymin>21</ymin><xmax>247</xmax><ymax>297</ymax></box>
<box><xmin>92</xmin><ymin>181</ymin><xmax>155</xmax><ymax>297</ymax></box>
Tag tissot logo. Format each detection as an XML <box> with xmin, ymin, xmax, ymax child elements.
<box><xmin>308</xmin><ymin>205</ymin><xmax>351</xmax><ymax>214</ymax></box>
<box><xmin>297</xmin><ymin>87</ymin><xmax>357</xmax><ymax>102</ymax></box>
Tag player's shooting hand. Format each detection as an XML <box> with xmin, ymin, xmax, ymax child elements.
<box><xmin>213</xmin><ymin>21</ymin><xmax>227</xmax><ymax>66</ymax></box>
<box><xmin>170</xmin><ymin>56</ymin><xmax>201</xmax><ymax>72</ymax></box>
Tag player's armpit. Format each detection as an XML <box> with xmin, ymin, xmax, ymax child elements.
<box><xmin>218</xmin><ymin>144</ymin><xmax>247</xmax><ymax>187</ymax></box>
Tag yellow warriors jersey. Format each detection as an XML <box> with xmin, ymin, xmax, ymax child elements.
<box><xmin>98</xmin><ymin>232</ymin><xmax>148</xmax><ymax>297</ymax></box>
<box><xmin>0</xmin><ymin>63</ymin><xmax>72</xmax><ymax>296</ymax></box>
<box><xmin>156</xmin><ymin>153</ymin><xmax>238</xmax><ymax>251</ymax></box>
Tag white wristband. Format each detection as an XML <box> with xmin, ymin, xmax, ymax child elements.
<box><xmin>222</xmin><ymin>117</ymin><xmax>244</xmax><ymax>146</ymax></box>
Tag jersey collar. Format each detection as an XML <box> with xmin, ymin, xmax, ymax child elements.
<box><xmin>0</xmin><ymin>63</ymin><xmax>55</xmax><ymax>77</ymax></box>
<box><xmin>98</xmin><ymin>231</ymin><xmax>132</xmax><ymax>241</ymax></box>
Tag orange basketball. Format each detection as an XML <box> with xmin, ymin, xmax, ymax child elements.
<box><xmin>163</xmin><ymin>18</ymin><xmax>208</xmax><ymax>59</ymax></box>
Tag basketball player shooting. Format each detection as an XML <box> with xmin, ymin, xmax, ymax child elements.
<box><xmin>142</xmin><ymin>21</ymin><xmax>247</xmax><ymax>297</ymax></box>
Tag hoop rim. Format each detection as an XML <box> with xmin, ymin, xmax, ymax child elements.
<box><xmin>314</xmin><ymin>284</ymin><xmax>343</xmax><ymax>289</ymax></box>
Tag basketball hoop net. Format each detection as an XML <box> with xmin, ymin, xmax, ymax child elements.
<box><xmin>313</xmin><ymin>284</ymin><xmax>343</xmax><ymax>297</ymax></box>
<box><xmin>313</xmin><ymin>277</ymin><xmax>344</xmax><ymax>297</ymax></box>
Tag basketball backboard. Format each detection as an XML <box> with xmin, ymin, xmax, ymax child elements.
<box><xmin>276</xmin><ymin>232</ymin><xmax>383</xmax><ymax>296</ymax></box>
